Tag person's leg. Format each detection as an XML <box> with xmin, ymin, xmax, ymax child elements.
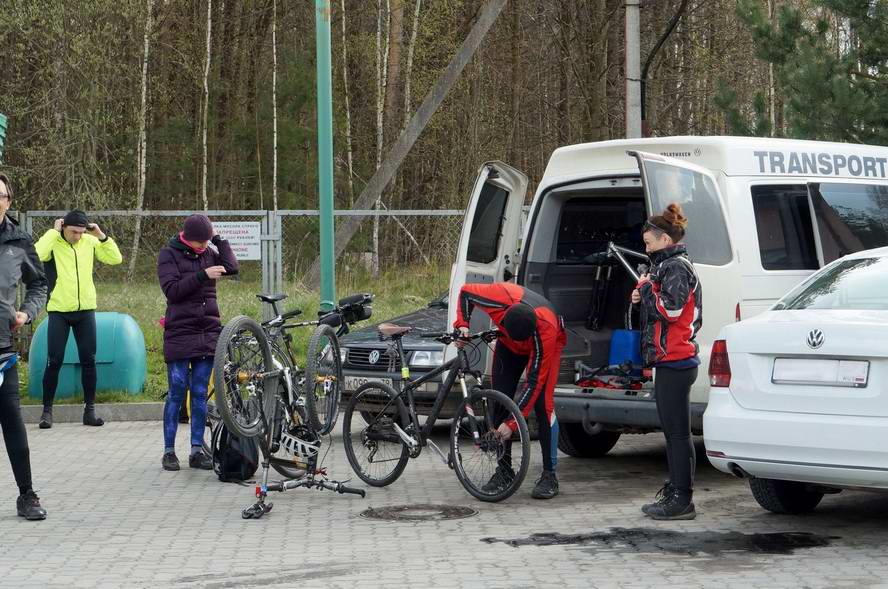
<box><xmin>531</xmin><ymin>354</ymin><xmax>561</xmax><ymax>499</ymax></box>
<box><xmin>646</xmin><ymin>366</ymin><xmax>698</xmax><ymax>519</ymax></box>
<box><xmin>163</xmin><ymin>361</ymin><xmax>189</xmax><ymax>469</ymax></box>
<box><xmin>41</xmin><ymin>312</ymin><xmax>71</xmax><ymax>420</ymax></box>
<box><xmin>0</xmin><ymin>364</ymin><xmax>46</xmax><ymax>520</ymax></box>
<box><xmin>654</xmin><ymin>369</ymin><xmax>674</xmax><ymax>483</ymax></box>
<box><xmin>482</xmin><ymin>345</ymin><xmax>527</xmax><ymax>492</ymax></box>
<box><xmin>72</xmin><ymin>312</ymin><xmax>101</xmax><ymax>425</ymax></box>
<box><xmin>188</xmin><ymin>358</ymin><xmax>212</xmax><ymax>467</ymax></box>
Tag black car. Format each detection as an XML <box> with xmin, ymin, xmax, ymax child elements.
<box><xmin>339</xmin><ymin>293</ymin><xmax>461</xmax><ymax>417</ymax></box>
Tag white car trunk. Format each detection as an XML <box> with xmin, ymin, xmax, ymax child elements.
<box><xmin>726</xmin><ymin>310</ymin><xmax>888</xmax><ymax>417</ymax></box>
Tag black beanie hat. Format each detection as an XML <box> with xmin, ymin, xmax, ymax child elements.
<box><xmin>183</xmin><ymin>214</ymin><xmax>214</xmax><ymax>241</ymax></box>
<box><xmin>63</xmin><ymin>209</ymin><xmax>89</xmax><ymax>228</ymax></box>
<box><xmin>502</xmin><ymin>303</ymin><xmax>537</xmax><ymax>341</ymax></box>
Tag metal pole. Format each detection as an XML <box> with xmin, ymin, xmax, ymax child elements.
<box><xmin>625</xmin><ymin>0</ymin><xmax>642</xmax><ymax>139</ymax></box>
<box><xmin>315</xmin><ymin>0</ymin><xmax>336</xmax><ymax>312</ymax></box>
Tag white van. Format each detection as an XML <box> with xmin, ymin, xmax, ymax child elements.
<box><xmin>446</xmin><ymin>136</ymin><xmax>888</xmax><ymax>458</ymax></box>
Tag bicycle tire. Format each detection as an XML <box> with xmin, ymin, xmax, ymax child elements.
<box><xmin>303</xmin><ymin>323</ymin><xmax>343</xmax><ymax>434</ymax></box>
<box><xmin>342</xmin><ymin>381</ymin><xmax>410</xmax><ymax>487</ymax></box>
<box><xmin>213</xmin><ymin>315</ymin><xmax>275</xmax><ymax>439</ymax></box>
<box><xmin>450</xmin><ymin>388</ymin><xmax>530</xmax><ymax>503</ymax></box>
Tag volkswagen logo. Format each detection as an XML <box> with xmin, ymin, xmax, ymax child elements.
<box><xmin>368</xmin><ymin>350</ymin><xmax>381</xmax><ymax>365</ymax></box>
<box><xmin>806</xmin><ymin>329</ymin><xmax>825</xmax><ymax>350</ymax></box>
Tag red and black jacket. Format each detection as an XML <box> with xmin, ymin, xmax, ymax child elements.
<box><xmin>637</xmin><ymin>244</ymin><xmax>702</xmax><ymax>368</ymax></box>
<box><xmin>454</xmin><ymin>282</ymin><xmax>566</xmax><ymax>430</ymax></box>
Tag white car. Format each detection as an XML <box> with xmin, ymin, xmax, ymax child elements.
<box><xmin>704</xmin><ymin>246</ymin><xmax>888</xmax><ymax>514</ymax></box>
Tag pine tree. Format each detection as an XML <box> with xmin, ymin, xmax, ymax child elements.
<box><xmin>720</xmin><ymin>0</ymin><xmax>888</xmax><ymax>145</ymax></box>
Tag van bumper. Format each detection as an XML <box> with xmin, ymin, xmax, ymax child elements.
<box><xmin>554</xmin><ymin>391</ymin><xmax>705</xmax><ymax>434</ymax></box>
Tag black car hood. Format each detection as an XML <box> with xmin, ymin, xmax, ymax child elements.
<box><xmin>340</xmin><ymin>304</ymin><xmax>447</xmax><ymax>350</ymax></box>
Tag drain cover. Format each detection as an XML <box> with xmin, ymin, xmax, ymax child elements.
<box><xmin>360</xmin><ymin>504</ymin><xmax>478</xmax><ymax>522</ymax></box>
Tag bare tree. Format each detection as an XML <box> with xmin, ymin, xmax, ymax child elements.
<box><xmin>372</xmin><ymin>0</ymin><xmax>391</xmax><ymax>276</ymax></box>
<box><xmin>201</xmin><ymin>0</ymin><xmax>213</xmax><ymax>210</ymax></box>
<box><xmin>340</xmin><ymin>0</ymin><xmax>355</xmax><ymax>205</ymax></box>
<box><xmin>272</xmin><ymin>0</ymin><xmax>278</xmax><ymax>212</ymax></box>
<box><xmin>128</xmin><ymin>0</ymin><xmax>154</xmax><ymax>280</ymax></box>
<box><xmin>402</xmin><ymin>0</ymin><xmax>422</xmax><ymax>128</ymax></box>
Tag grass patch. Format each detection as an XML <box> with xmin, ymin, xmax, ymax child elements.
<box><xmin>20</xmin><ymin>264</ymin><xmax>450</xmax><ymax>403</ymax></box>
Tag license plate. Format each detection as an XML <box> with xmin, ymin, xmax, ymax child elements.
<box><xmin>772</xmin><ymin>358</ymin><xmax>869</xmax><ymax>388</ymax></box>
<box><xmin>344</xmin><ymin>376</ymin><xmax>393</xmax><ymax>391</ymax></box>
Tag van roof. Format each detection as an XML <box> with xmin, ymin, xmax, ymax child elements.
<box><xmin>544</xmin><ymin>136</ymin><xmax>888</xmax><ymax>182</ymax></box>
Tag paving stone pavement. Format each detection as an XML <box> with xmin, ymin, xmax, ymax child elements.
<box><xmin>3</xmin><ymin>420</ymin><xmax>888</xmax><ymax>588</ymax></box>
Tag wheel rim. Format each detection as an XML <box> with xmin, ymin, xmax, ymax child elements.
<box><xmin>346</xmin><ymin>389</ymin><xmax>406</xmax><ymax>482</ymax></box>
<box><xmin>452</xmin><ymin>394</ymin><xmax>528</xmax><ymax>499</ymax></box>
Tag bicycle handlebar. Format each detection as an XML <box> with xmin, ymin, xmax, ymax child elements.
<box><xmin>418</xmin><ymin>328</ymin><xmax>499</xmax><ymax>345</ymax></box>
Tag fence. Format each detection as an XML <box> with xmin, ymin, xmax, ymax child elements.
<box><xmin>20</xmin><ymin>209</ymin><xmax>466</xmax><ymax>303</ymax></box>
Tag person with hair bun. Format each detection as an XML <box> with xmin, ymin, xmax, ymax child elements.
<box><xmin>630</xmin><ymin>202</ymin><xmax>702</xmax><ymax>520</ymax></box>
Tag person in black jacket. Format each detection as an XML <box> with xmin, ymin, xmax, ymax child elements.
<box><xmin>0</xmin><ymin>174</ymin><xmax>48</xmax><ymax>520</ymax></box>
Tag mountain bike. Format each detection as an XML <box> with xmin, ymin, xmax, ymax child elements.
<box><xmin>213</xmin><ymin>293</ymin><xmax>373</xmax><ymax>518</ymax></box>
<box><xmin>342</xmin><ymin>326</ymin><xmax>531</xmax><ymax>502</ymax></box>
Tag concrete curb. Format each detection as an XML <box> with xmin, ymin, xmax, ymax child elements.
<box><xmin>21</xmin><ymin>402</ymin><xmax>164</xmax><ymax>424</ymax></box>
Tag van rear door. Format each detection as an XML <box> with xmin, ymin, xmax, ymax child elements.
<box><xmin>446</xmin><ymin>162</ymin><xmax>528</xmax><ymax>366</ymax></box>
<box><xmin>629</xmin><ymin>151</ymin><xmax>741</xmax><ymax>397</ymax></box>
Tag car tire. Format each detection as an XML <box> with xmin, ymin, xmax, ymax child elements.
<box><xmin>748</xmin><ymin>478</ymin><xmax>824</xmax><ymax>514</ymax></box>
<box><xmin>556</xmin><ymin>422</ymin><xmax>621</xmax><ymax>458</ymax></box>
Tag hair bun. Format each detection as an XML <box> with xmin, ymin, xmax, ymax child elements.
<box><xmin>663</xmin><ymin>202</ymin><xmax>688</xmax><ymax>230</ymax></box>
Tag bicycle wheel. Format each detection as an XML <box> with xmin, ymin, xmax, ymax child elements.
<box><xmin>450</xmin><ymin>388</ymin><xmax>530</xmax><ymax>502</ymax></box>
<box><xmin>342</xmin><ymin>381</ymin><xmax>410</xmax><ymax>487</ymax></box>
<box><xmin>214</xmin><ymin>315</ymin><xmax>275</xmax><ymax>439</ymax></box>
<box><xmin>303</xmin><ymin>323</ymin><xmax>343</xmax><ymax>434</ymax></box>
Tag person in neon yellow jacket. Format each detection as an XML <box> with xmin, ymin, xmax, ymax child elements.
<box><xmin>34</xmin><ymin>210</ymin><xmax>122</xmax><ymax>428</ymax></box>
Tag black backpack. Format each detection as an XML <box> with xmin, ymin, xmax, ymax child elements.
<box><xmin>211</xmin><ymin>421</ymin><xmax>259</xmax><ymax>482</ymax></box>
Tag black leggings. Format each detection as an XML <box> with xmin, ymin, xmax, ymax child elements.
<box><xmin>655</xmin><ymin>366</ymin><xmax>698</xmax><ymax>494</ymax></box>
<box><xmin>43</xmin><ymin>310</ymin><xmax>97</xmax><ymax>409</ymax></box>
<box><xmin>491</xmin><ymin>344</ymin><xmax>559</xmax><ymax>472</ymax></box>
<box><xmin>0</xmin><ymin>360</ymin><xmax>32</xmax><ymax>495</ymax></box>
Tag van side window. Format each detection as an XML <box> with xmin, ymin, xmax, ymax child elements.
<box><xmin>467</xmin><ymin>182</ymin><xmax>509</xmax><ymax>264</ymax></box>
<box><xmin>751</xmin><ymin>185</ymin><xmax>818</xmax><ymax>270</ymax></box>
<box><xmin>811</xmin><ymin>183</ymin><xmax>888</xmax><ymax>264</ymax></box>
<box><xmin>644</xmin><ymin>162</ymin><xmax>732</xmax><ymax>265</ymax></box>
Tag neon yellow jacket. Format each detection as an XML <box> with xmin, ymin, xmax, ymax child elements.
<box><xmin>34</xmin><ymin>229</ymin><xmax>123</xmax><ymax>312</ymax></box>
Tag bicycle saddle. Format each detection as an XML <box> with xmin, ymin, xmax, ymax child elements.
<box><xmin>257</xmin><ymin>293</ymin><xmax>288</xmax><ymax>304</ymax></box>
<box><xmin>377</xmin><ymin>323</ymin><xmax>413</xmax><ymax>338</ymax></box>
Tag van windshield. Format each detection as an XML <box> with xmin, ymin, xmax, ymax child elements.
<box><xmin>782</xmin><ymin>257</ymin><xmax>888</xmax><ymax>311</ymax></box>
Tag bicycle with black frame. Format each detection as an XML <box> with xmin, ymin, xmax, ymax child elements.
<box><xmin>341</xmin><ymin>324</ymin><xmax>531</xmax><ymax>502</ymax></box>
<box><xmin>213</xmin><ymin>293</ymin><xmax>373</xmax><ymax>518</ymax></box>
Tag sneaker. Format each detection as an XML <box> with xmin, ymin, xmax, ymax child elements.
<box><xmin>482</xmin><ymin>464</ymin><xmax>516</xmax><ymax>494</ymax></box>
<box><xmin>646</xmin><ymin>490</ymin><xmax>696</xmax><ymax>521</ymax></box>
<box><xmin>83</xmin><ymin>406</ymin><xmax>105</xmax><ymax>427</ymax></box>
<box><xmin>38</xmin><ymin>410</ymin><xmax>52</xmax><ymax>429</ymax></box>
<box><xmin>188</xmin><ymin>451</ymin><xmax>213</xmax><ymax>470</ymax></box>
<box><xmin>162</xmin><ymin>452</ymin><xmax>180</xmax><ymax>471</ymax></box>
<box><xmin>16</xmin><ymin>490</ymin><xmax>47</xmax><ymax>521</ymax></box>
<box><xmin>641</xmin><ymin>481</ymin><xmax>675</xmax><ymax>516</ymax></box>
<box><xmin>531</xmin><ymin>470</ymin><xmax>559</xmax><ymax>499</ymax></box>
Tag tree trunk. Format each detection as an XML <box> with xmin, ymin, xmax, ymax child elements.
<box><xmin>402</xmin><ymin>0</ymin><xmax>422</xmax><ymax>128</ymax></box>
<box><xmin>128</xmin><ymin>0</ymin><xmax>155</xmax><ymax>281</ymax></box>
<box><xmin>272</xmin><ymin>0</ymin><xmax>278</xmax><ymax>212</ymax></box>
<box><xmin>372</xmin><ymin>0</ymin><xmax>391</xmax><ymax>277</ymax></box>
<box><xmin>340</xmin><ymin>0</ymin><xmax>355</xmax><ymax>206</ymax></box>
<box><xmin>201</xmin><ymin>0</ymin><xmax>213</xmax><ymax>210</ymax></box>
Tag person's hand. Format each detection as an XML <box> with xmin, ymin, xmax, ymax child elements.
<box><xmin>205</xmin><ymin>265</ymin><xmax>227</xmax><ymax>280</ymax></box>
<box><xmin>493</xmin><ymin>422</ymin><xmax>513</xmax><ymax>441</ymax></box>
<box><xmin>454</xmin><ymin>326</ymin><xmax>470</xmax><ymax>348</ymax></box>
<box><xmin>631</xmin><ymin>289</ymin><xmax>641</xmax><ymax>304</ymax></box>
<box><xmin>86</xmin><ymin>223</ymin><xmax>105</xmax><ymax>240</ymax></box>
<box><xmin>53</xmin><ymin>218</ymin><xmax>63</xmax><ymax>232</ymax></box>
<box><xmin>12</xmin><ymin>312</ymin><xmax>28</xmax><ymax>330</ymax></box>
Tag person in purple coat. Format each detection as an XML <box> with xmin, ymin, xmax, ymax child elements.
<box><xmin>157</xmin><ymin>214</ymin><xmax>238</xmax><ymax>471</ymax></box>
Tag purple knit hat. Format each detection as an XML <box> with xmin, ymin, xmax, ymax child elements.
<box><xmin>183</xmin><ymin>214</ymin><xmax>213</xmax><ymax>241</ymax></box>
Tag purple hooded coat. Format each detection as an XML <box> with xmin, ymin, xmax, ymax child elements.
<box><xmin>157</xmin><ymin>234</ymin><xmax>239</xmax><ymax>362</ymax></box>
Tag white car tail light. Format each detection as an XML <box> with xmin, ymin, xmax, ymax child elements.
<box><xmin>709</xmin><ymin>339</ymin><xmax>731</xmax><ymax>387</ymax></box>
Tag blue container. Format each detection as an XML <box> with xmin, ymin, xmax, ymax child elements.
<box><xmin>28</xmin><ymin>312</ymin><xmax>147</xmax><ymax>399</ymax></box>
<box><xmin>608</xmin><ymin>329</ymin><xmax>642</xmax><ymax>370</ymax></box>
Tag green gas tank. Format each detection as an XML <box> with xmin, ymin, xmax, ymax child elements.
<box><xmin>28</xmin><ymin>312</ymin><xmax>147</xmax><ymax>399</ymax></box>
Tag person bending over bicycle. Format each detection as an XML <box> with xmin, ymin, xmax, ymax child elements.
<box><xmin>454</xmin><ymin>281</ymin><xmax>566</xmax><ymax>499</ymax></box>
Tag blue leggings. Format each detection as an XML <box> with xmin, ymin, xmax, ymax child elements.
<box><xmin>164</xmin><ymin>358</ymin><xmax>213</xmax><ymax>450</ymax></box>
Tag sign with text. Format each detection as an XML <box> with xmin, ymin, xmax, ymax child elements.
<box><xmin>214</xmin><ymin>221</ymin><xmax>261</xmax><ymax>260</ymax></box>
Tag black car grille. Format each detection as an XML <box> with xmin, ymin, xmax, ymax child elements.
<box><xmin>345</xmin><ymin>348</ymin><xmax>402</xmax><ymax>371</ymax></box>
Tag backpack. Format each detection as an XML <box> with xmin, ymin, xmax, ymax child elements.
<box><xmin>211</xmin><ymin>421</ymin><xmax>259</xmax><ymax>482</ymax></box>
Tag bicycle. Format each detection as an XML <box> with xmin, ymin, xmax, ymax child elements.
<box><xmin>213</xmin><ymin>293</ymin><xmax>373</xmax><ymax>518</ymax></box>
<box><xmin>341</xmin><ymin>325</ymin><xmax>531</xmax><ymax>502</ymax></box>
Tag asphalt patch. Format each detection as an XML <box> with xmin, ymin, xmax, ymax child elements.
<box><xmin>480</xmin><ymin>527</ymin><xmax>838</xmax><ymax>556</ymax></box>
<box><xmin>361</xmin><ymin>504</ymin><xmax>478</xmax><ymax>521</ymax></box>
